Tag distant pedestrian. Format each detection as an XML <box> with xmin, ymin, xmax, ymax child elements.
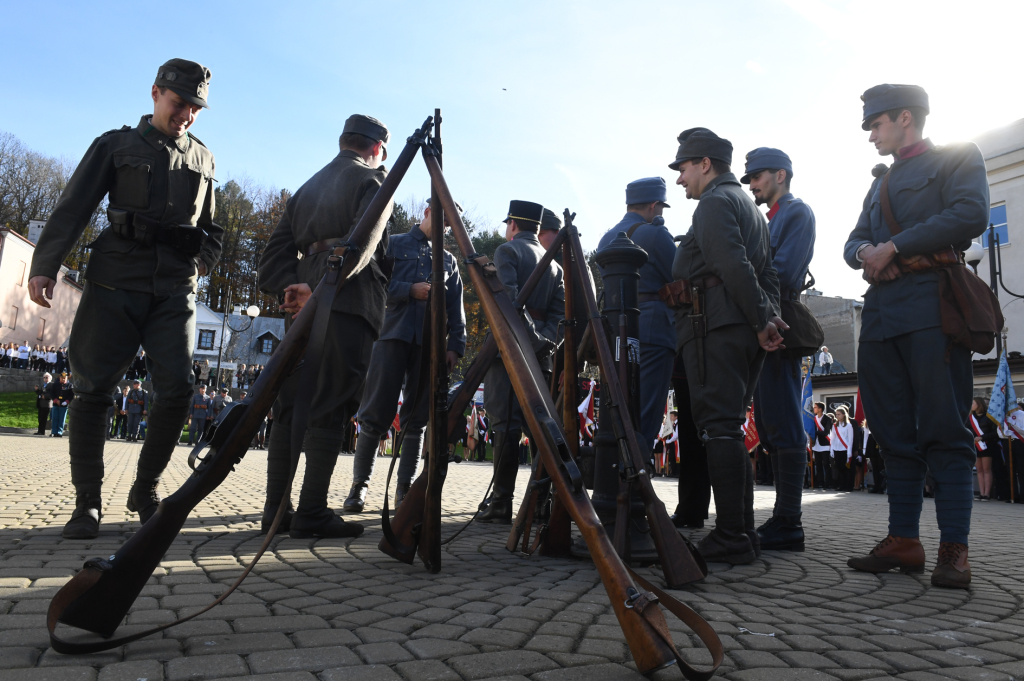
<box><xmin>48</xmin><ymin>373</ymin><xmax>74</xmax><ymax>436</ymax></box>
<box><xmin>818</xmin><ymin>346</ymin><xmax>833</xmax><ymax>374</ymax></box>
<box><xmin>35</xmin><ymin>373</ymin><xmax>53</xmax><ymax>435</ymax></box>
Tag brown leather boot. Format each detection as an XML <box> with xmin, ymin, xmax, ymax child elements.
<box><xmin>847</xmin><ymin>535</ymin><xmax>925</xmax><ymax>574</ymax></box>
<box><xmin>931</xmin><ymin>543</ymin><xmax>971</xmax><ymax>589</ymax></box>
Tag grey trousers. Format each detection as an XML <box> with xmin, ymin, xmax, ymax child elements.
<box><xmin>352</xmin><ymin>338</ymin><xmax>427</xmax><ymax>485</ymax></box>
<box><xmin>127</xmin><ymin>412</ymin><xmax>143</xmax><ymax>439</ymax></box>
<box><xmin>188</xmin><ymin>417</ymin><xmax>207</xmax><ymax>445</ymax></box>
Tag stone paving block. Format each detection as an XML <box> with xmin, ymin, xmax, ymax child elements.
<box><xmin>491</xmin><ymin>618</ymin><xmax>539</xmax><ymax>635</ymax></box>
<box><xmin>233</xmin><ymin>616</ymin><xmax>328</xmax><ymax>634</ymax></box>
<box><xmin>727</xmin><ymin>670</ymin><xmax>841</xmax><ymax>681</ymax></box>
<box><xmin>575</xmin><ymin>638</ymin><xmax>625</xmax><ymax>661</ymax></box>
<box><xmin>408</xmin><ymin>624</ymin><xmax>465</xmax><ymax>641</ymax></box>
<box><xmin>783</xmin><ymin>635</ymin><xmax>838</xmax><ymax>652</ymax></box>
<box><xmin>393</xmin><ymin>659</ymin><xmax>459</xmax><ymax>680</ymax></box>
<box><xmin>403</xmin><ymin>638</ymin><xmax>478</xmax><ymax>660</ymax></box>
<box><xmin>729</xmin><ymin>650</ymin><xmax>788</xmax><ymax>668</ymax></box>
<box><xmin>38</xmin><ymin>649</ymin><xmax>124</xmax><ymax>667</ymax></box>
<box><xmin>290</xmin><ymin>629</ymin><xmax>360</xmax><ymax>648</ymax></box>
<box><xmin>355</xmin><ymin>627</ymin><xmax>409</xmax><ymax>644</ymax></box>
<box><xmin>545</xmin><ymin>653</ymin><xmax>611</xmax><ymax>668</ymax></box>
<box><xmin>246</xmin><ymin>646</ymin><xmax>360</xmax><ymax>673</ymax></box>
<box><xmin>825</xmin><ymin>651</ymin><xmax>896</xmax><ymax>672</ymax></box>
<box><xmin>447</xmin><ymin>650</ymin><xmax>558</xmax><ymax>680</ymax></box>
<box><xmin>123</xmin><ymin>639</ymin><xmax>184</xmax><ymax>661</ymax></box>
<box><xmin>97</xmin><ymin>660</ymin><xmax>164</xmax><ymax>681</ymax></box>
<box><xmin>532</xmin><ymin>663</ymin><xmax>644</xmax><ymax>680</ymax></box>
<box><xmin>871</xmin><ymin>651</ymin><xmax>939</xmax><ymax>672</ymax></box>
<box><xmin>777</xmin><ymin>651</ymin><xmax>840</xmax><ymax>668</ymax></box>
<box><xmin>185</xmin><ymin>633</ymin><xmax>293</xmax><ymax>656</ymax></box>
<box><xmin>0</xmin><ymin>669</ymin><xmax>98</xmax><ymax>681</ymax></box>
<box><xmin>945</xmin><ymin>648</ymin><xmax>1015</xmax><ymax>665</ymax></box>
<box><xmin>458</xmin><ymin>628</ymin><xmax>528</xmax><ymax>649</ymax></box>
<box><xmin>165</xmin><ymin>653</ymin><xmax>248</xmax><ymax>681</ymax></box>
<box><xmin>931</xmin><ymin>668</ymin><xmax>1014</xmax><ymax>681</ymax></box>
<box><xmin>0</xmin><ymin>645</ymin><xmax>40</xmax><ymax>668</ymax></box>
<box><xmin>321</xmin><ymin>666</ymin><xmax>400</xmax><ymax>681</ymax></box>
<box><xmin>356</xmin><ymin>642</ymin><xmax>415</xmax><ymax>665</ymax></box>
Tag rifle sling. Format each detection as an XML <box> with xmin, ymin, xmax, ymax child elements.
<box><xmin>48</xmin><ymin>252</ymin><xmax>349</xmax><ymax>655</ymax></box>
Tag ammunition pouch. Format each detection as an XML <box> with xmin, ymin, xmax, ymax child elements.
<box><xmin>658</xmin><ymin>274</ymin><xmax>723</xmax><ymax>309</ymax></box>
<box><xmin>107</xmin><ymin>208</ymin><xmax>207</xmax><ymax>257</ymax></box>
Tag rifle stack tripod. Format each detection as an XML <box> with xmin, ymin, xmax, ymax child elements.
<box><xmin>45</xmin><ymin>112</ymin><xmax>722</xmax><ymax>680</ymax></box>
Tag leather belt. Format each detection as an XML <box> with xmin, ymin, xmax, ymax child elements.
<box><xmin>303</xmin><ymin>239</ymin><xmax>345</xmax><ymax>258</ymax></box>
<box><xmin>658</xmin><ymin>275</ymin><xmax>724</xmax><ymax>308</ymax></box>
<box><xmin>638</xmin><ymin>293</ymin><xmax>662</xmax><ymax>304</ymax></box>
<box><xmin>780</xmin><ymin>288</ymin><xmax>800</xmax><ymax>302</ymax></box>
<box><xmin>527</xmin><ymin>308</ymin><xmax>546</xmax><ymax>322</ymax></box>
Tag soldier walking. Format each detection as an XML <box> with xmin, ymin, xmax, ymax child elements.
<box><xmin>125</xmin><ymin>379</ymin><xmax>149</xmax><ymax>442</ymax></box>
<box><xmin>344</xmin><ymin>200</ymin><xmax>466</xmax><ymax>513</ymax></box>
<box><xmin>188</xmin><ymin>385</ymin><xmax>211</xmax><ymax>446</ymax></box>
<box><xmin>258</xmin><ymin>114</ymin><xmax>393</xmax><ymax>538</ymax></box>
<box><xmin>741</xmin><ymin>148</ymin><xmax>816</xmax><ymax>551</ymax></box>
<box><xmin>475</xmin><ymin>200</ymin><xmax>565</xmax><ymax>524</ymax></box>
<box><xmin>28</xmin><ymin>59</ymin><xmax>222</xmax><ymax>538</ymax></box>
<box><xmin>844</xmin><ymin>84</ymin><xmax>989</xmax><ymax>589</ymax></box>
<box><xmin>667</xmin><ymin>128</ymin><xmax>785</xmax><ymax>564</ymax></box>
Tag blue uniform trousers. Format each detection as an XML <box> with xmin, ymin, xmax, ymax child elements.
<box><xmin>753</xmin><ymin>352</ymin><xmax>807</xmax><ymax>517</ymax></box>
<box><xmin>639</xmin><ymin>343</ymin><xmax>675</xmax><ymax>452</ymax></box>
<box><xmin>51</xmin><ymin>406</ymin><xmax>68</xmax><ymax>435</ymax></box>
<box><xmin>858</xmin><ymin>327</ymin><xmax>975</xmax><ymax>545</ymax></box>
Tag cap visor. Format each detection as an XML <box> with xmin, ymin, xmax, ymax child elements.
<box><xmin>167</xmin><ymin>86</ymin><xmax>209</xmax><ymax>109</ymax></box>
<box><xmin>658</xmin><ymin>201</ymin><xmax>671</xmax><ymax>209</ymax></box>
<box><xmin>740</xmin><ymin>174</ymin><xmax>751</xmax><ymax>184</ymax></box>
<box><xmin>668</xmin><ymin>160</ymin><xmax>682</xmax><ymax>171</ymax></box>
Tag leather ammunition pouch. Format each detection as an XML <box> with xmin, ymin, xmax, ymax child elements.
<box><xmin>107</xmin><ymin>208</ymin><xmax>207</xmax><ymax>257</ymax></box>
<box><xmin>303</xmin><ymin>238</ymin><xmax>393</xmax><ymax>281</ymax></box>
<box><xmin>658</xmin><ymin>275</ymin><xmax>723</xmax><ymax>308</ymax></box>
<box><xmin>778</xmin><ymin>286</ymin><xmax>825</xmax><ymax>360</ymax></box>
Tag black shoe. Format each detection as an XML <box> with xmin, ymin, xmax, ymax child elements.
<box><xmin>475</xmin><ymin>498</ymin><xmax>512</xmax><ymax>524</ymax></box>
<box><xmin>261</xmin><ymin>502</ymin><xmax>294</xmax><ymax>534</ymax></box>
<box><xmin>63</xmin><ymin>504</ymin><xmax>101</xmax><ymax>539</ymax></box>
<box><xmin>395</xmin><ymin>482</ymin><xmax>411</xmax><ymax>509</ymax></box>
<box><xmin>126</xmin><ymin>482</ymin><xmax>160</xmax><ymax>524</ymax></box>
<box><xmin>342</xmin><ymin>482</ymin><xmax>368</xmax><ymax>513</ymax></box>
<box><xmin>448</xmin><ymin>454</ymin><xmax>463</xmax><ymax>464</ymax></box>
<box><xmin>696</xmin><ymin>528</ymin><xmax>756</xmax><ymax>565</ymax></box>
<box><xmin>746</xmin><ymin>529</ymin><xmax>762</xmax><ymax>558</ymax></box>
<box><xmin>290</xmin><ymin>510</ymin><xmax>363</xmax><ymax>539</ymax></box>
<box><xmin>756</xmin><ymin>514</ymin><xmax>805</xmax><ymax>552</ymax></box>
<box><xmin>671</xmin><ymin>513</ymin><xmax>704</xmax><ymax>529</ymax></box>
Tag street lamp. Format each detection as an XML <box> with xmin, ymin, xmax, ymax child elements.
<box><xmin>214</xmin><ymin>287</ymin><xmax>260</xmax><ymax>390</ymax></box>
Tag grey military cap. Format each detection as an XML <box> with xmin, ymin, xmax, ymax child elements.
<box><xmin>155</xmin><ymin>58</ymin><xmax>212</xmax><ymax>108</ymax></box>
<box><xmin>343</xmin><ymin>114</ymin><xmax>391</xmax><ymax>160</ymax></box>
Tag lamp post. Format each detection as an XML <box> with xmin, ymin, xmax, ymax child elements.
<box><xmin>214</xmin><ymin>287</ymin><xmax>261</xmax><ymax>390</ymax></box>
<box><xmin>986</xmin><ymin>224</ymin><xmax>1024</xmax><ymax>360</ymax></box>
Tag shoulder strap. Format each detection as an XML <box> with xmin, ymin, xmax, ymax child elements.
<box><xmin>626</xmin><ymin>222</ymin><xmax>645</xmax><ymax>239</ymax></box>
<box><xmin>879</xmin><ymin>172</ymin><xmax>904</xmax><ymax>237</ymax></box>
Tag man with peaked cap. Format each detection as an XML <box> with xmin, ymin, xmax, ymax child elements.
<box><xmin>597</xmin><ymin>177</ymin><xmax>677</xmax><ymax>469</ymax></box>
<box><xmin>667</xmin><ymin>128</ymin><xmax>785</xmax><ymax>564</ymax></box>
<box><xmin>27</xmin><ymin>58</ymin><xmax>223</xmax><ymax>539</ymax></box>
<box><xmin>844</xmin><ymin>85</ymin><xmax>988</xmax><ymax>589</ymax></box>
<box><xmin>125</xmin><ymin>379</ymin><xmax>149</xmax><ymax>442</ymax></box>
<box><xmin>476</xmin><ymin>200</ymin><xmax>565</xmax><ymax>524</ymax></box>
<box><xmin>741</xmin><ymin>148</ymin><xmax>816</xmax><ymax>551</ymax></box>
<box><xmin>257</xmin><ymin>113</ymin><xmax>393</xmax><ymax>538</ymax></box>
<box><xmin>343</xmin><ymin>198</ymin><xmax>466</xmax><ymax>513</ymax></box>
<box><xmin>538</xmin><ymin>208</ymin><xmax>562</xmax><ymax>252</ymax></box>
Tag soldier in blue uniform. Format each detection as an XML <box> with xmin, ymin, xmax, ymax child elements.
<box><xmin>125</xmin><ymin>380</ymin><xmax>149</xmax><ymax>442</ymax></box>
<box><xmin>597</xmin><ymin>177</ymin><xmax>676</xmax><ymax>460</ymax></box>
<box><xmin>668</xmin><ymin>128</ymin><xmax>785</xmax><ymax>564</ymax></box>
<box><xmin>741</xmin><ymin>148</ymin><xmax>816</xmax><ymax>551</ymax></box>
<box><xmin>476</xmin><ymin>200</ymin><xmax>565</xmax><ymax>524</ymax></box>
<box><xmin>188</xmin><ymin>384</ymin><xmax>211</xmax><ymax>446</ymax></box>
<box><xmin>844</xmin><ymin>84</ymin><xmax>988</xmax><ymax>589</ymax></box>
<box><xmin>343</xmin><ymin>199</ymin><xmax>466</xmax><ymax>513</ymax></box>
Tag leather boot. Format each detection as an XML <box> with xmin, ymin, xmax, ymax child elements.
<box><xmin>130</xmin><ymin>400</ymin><xmax>189</xmax><ymax>522</ymax></box>
<box><xmin>395</xmin><ymin>482</ymin><xmax>411</xmax><ymax>509</ymax></box>
<box><xmin>292</xmin><ymin>428</ymin><xmax>363</xmax><ymax>537</ymax></box>
<box><xmin>756</xmin><ymin>514</ymin><xmax>805</xmax><ymax>552</ymax></box>
<box><xmin>746</xmin><ymin>529</ymin><xmax>761</xmax><ymax>558</ymax></box>
<box><xmin>264</xmin><ymin>423</ymin><xmax>293</xmax><ymax>517</ymax></box>
<box><xmin>847</xmin><ymin>535</ymin><xmax>925</xmax><ymax>574</ymax></box>
<box><xmin>699</xmin><ymin>439</ymin><xmax>755</xmax><ymax>564</ymax></box>
<box><xmin>63</xmin><ymin>495</ymin><xmax>102</xmax><ymax>539</ymax></box>
<box><xmin>476</xmin><ymin>429</ymin><xmax>520</xmax><ymax>524</ymax></box>
<box><xmin>290</xmin><ymin>509</ymin><xmax>364</xmax><ymax>539</ymax></box>
<box><xmin>261</xmin><ymin>500</ymin><xmax>294</xmax><ymax>534</ymax></box>
<box><xmin>931</xmin><ymin>542</ymin><xmax>971</xmax><ymax>589</ymax></box>
<box><xmin>342</xmin><ymin>483</ymin><xmax>368</xmax><ymax>513</ymax></box>
<box><xmin>126</xmin><ymin>481</ymin><xmax>160</xmax><ymax>525</ymax></box>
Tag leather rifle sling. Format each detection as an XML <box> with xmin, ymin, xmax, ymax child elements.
<box><xmin>47</xmin><ymin>250</ymin><xmax>350</xmax><ymax>654</ymax></box>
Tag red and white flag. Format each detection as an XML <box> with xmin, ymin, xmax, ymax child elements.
<box><xmin>578</xmin><ymin>382</ymin><xmax>595</xmax><ymax>440</ymax></box>
<box><xmin>743</xmin><ymin>407</ymin><xmax>760</xmax><ymax>453</ymax></box>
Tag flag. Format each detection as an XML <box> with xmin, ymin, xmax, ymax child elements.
<box><xmin>392</xmin><ymin>390</ymin><xmax>403</xmax><ymax>432</ymax></box>
<box><xmin>853</xmin><ymin>389</ymin><xmax>866</xmax><ymax>424</ymax></box>
<box><xmin>743</xmin><ymin>406</ymin><xmax>760</xmax><ymax>452</ymax></box>
<box><xmin>801</xmin><ymin>361</ymin><xmax>815</xmax><ymax>438</ymax></box>
<box><xmin>988</xmin><ymin>351</ymin><xmax>1024</xmax><ymax>439</ymax></box>
<box><xmin>578</xmin><ymin>382</ymin><xmax>595</xmax><ymax>440</ymax></box>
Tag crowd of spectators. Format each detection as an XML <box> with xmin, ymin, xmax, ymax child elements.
<box><xmin>1</xmin><ymin>342</ymin><xmax>67</xmax><ymax>373</ymax></box>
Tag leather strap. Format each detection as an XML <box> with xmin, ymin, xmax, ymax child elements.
<box><xmin>627</xmin><ymin>568</ymin><xmax>724</xmax><ymax>681</ymax></box>
<box><xmin>658</xmin><ymin>275</ymin><xmax>724</xmax><ymax>307</ymax></box>
<box><xmin>526</xmin><ymin>308</ymin><xmax>546</xmax><ymax>321</ymax></box>
<box><xmin>303</xmin><ymin>238</ymin><xmax>345</xmax><ymax>258</ymax></box>
<box><xmin>626</xmin><ymin>222</ymin><xmax>644</xmax><ymax>239</ymax></box>
<box><xmin>879</xmin><ymin>172</ymin><xmax>903</xmax><ymax>236</ymax></box>
<box><xmin>638</xmin><ymin>293</ymin><xmax>662</xmax><ymax>304</ymax></box>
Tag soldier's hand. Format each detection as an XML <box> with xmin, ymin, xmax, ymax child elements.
<box><xmin>411</xmin><ymin>282</ymin><xmax>431</xmax><ymax>300</ymax></box>
<box><xmin>28</xmin><ymin>276</ymin><xmax>56</xmax><ymax>308</ymax></box>
<box><xmin>446</xmin><ymin>350</ymin><xmax>459</xmax><ymax>373</ymax></box>
<box><xmin>281</xmin><ymin>283</ymin><xmax>313</xmax><ymax>318</ymax></box>
<box><xmin>861</xmin><ymin>242</ymin><xmax>898</xmax><ymax>282</ymax></box>
<box><xmin>757</xmin><ymin>320</ymin><xmax>786</xmax><ymax>353</ymax></box>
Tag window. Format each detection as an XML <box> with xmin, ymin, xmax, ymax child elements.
<box><xmin>260</xmin><ymin>338</ymin><xmax>275</xmax><ymax>354</ymax></box>
<box><xmin>198</xmin><ymin>329</ymin><xmax>215</xmax><ymax>350</ymax></box>
<box><xmin>982</xmin><ymin>204</ymin><xmax>1009</xmax><ymax>248</ymax></box>
<box><xmin>9</xmin><ymin>306</ymin><xmax>17</xmax><ymax>330</ymax></box>
<box><xmin>37</xmin><ymin>318</ymin><xmax>45</xmax><ymax>341</ymax></box>
<box><xmin>17</xmin><ymin>261</ymin><xmax>26</xmax><ymax>286</ymax></box>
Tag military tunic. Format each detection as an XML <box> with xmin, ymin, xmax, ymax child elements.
<box><xmin>125</xmin><ymin>387</ymin><xmax>149</xmax><ymax>439</ymax></box>
<box><xmin>352</xmin><ymin>223</ymin><xmax>466</xmax><ymax>486</ymax></box>
<box><xmin>598</xmin><ymin>213</ymin><xmax>676</xmax><ymax>449</ymax></box>
<box><xmin>843</xmin><ymin>139</ymin><xmax>989</xmax><ymax>546</ymax></box>
<box><xmin>188</xmin><ymin>391</ymin><xmax>212</xmax><ymax>445</ymax></box>
<box><xmin>483</xmin><ymin>231</ymin><xmax>565</xmax><ymax>434</ymax></box>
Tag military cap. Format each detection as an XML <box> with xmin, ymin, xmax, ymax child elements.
<box><xmin>426</xmin><ymin>197</ymin><xmax>464</xmax><ymax>215</ymax></box>
<box><xmin>861</xmin><ymin>84</ymin><xmax>929</xmax><ymax>130</ymax></box>
<box><xmin>503</xmin><ymin>200</ymin><xmax>544</xmax><ymax>226</ymax></box>
<box><xmin>155</xmin><ymin>58</ymin><xmax>212</xmax><ymax>109</ymax></box>
<box><xmin>741</xmin><ymin>148</ymin><xmax>793</xmax><ymax>184</ymax></box>
<box><xmin>343</xmin><ymin>114</ymin><xmax>391</xmax><ymax>160</ymax></box>
<box><xmin>625</xmin><ymin>177</ymin><xmax>670</xmax><ymax>207</ymax></box>
<box><xmin>131</xmin><ymin>379</ymin><xmax>141</xmax><ymax>384</ymax></box>
<box><xmin>668</xmin><ymin>127</ymin><xmax>733</xmax><ymax>170</ymax></box>
<box><xmin>540</xmin><ymin>208</ymin><xmax>562</xmax><ymax>232</ymax></box>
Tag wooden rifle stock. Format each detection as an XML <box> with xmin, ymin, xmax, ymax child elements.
<box><xmin>46</xmin><ymin>117</ymin><xmax>433</xmax><ymax>651</ymax></box>
<box><xmin>563</xmin><ymin>212</ymin><xmax>707</xmax><ymax>588</ymax></box>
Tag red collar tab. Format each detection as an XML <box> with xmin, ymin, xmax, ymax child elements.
<box><xmin>767</xmin><ymin>201</ymin><xmax>782</xmax><ymax>220</ymax></box>
<box><xmin>897</xmin><ymin>140</ymin><xmax>930</xmax><ymax>160</ymax></box>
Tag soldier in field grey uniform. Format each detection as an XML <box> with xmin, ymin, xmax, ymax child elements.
<box><xmin>476</xmin><ymin>200</ymin><xmax>565</xmax><ymax>524</ymax></box>
<box><xmin>667</xmin><ymin>128</ymin><xmax>785</xmax><ymax>564</ymax></box>
<box><xmin>188</xmin><ymin>384</ymin><xmax>211</xmax><ymax>446</ymax></box>
<box><xmin>28</xmin><ymin>59</ymin><xmax>222</xmax><ymax>539</ymax></box>
<box><xmin>258</xmin><ymin>114</ymin><xmax>393</xmax><ymax>539</ymax></box>
<box><xmin>125</xmin><ymin>380</ymin><xmax>149</xmax><ymax>442</ymax></box>
<box><xmin>344</xmin><ymin>200</ymin><xmax>466</xmax><ymax>513</ymax></box>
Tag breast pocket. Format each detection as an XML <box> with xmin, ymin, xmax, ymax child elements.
<box><xmin>186</xmin><ymin>160</ymin><xmax>214</xmax><ymax>219</ymax></box>
<box><xmin>110</xmin><ymin>155</ymin><xmax>152</xmax><ymax>210</ymax></box>
<box><xmin>893</xmin><ymin>169</ymin><xmax>940</xmax><ymax>225</ymax></box>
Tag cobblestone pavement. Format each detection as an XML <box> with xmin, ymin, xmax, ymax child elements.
<box><xmin>1</xmin><ymin>433</ymin><xmax>1023</xmax><ymax>681</ymax></box>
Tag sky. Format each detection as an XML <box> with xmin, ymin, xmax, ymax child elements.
<box><xmin>2</xmin><ymin>0</ymin><xmax>1022</xmax><ymax>300</ymax></box>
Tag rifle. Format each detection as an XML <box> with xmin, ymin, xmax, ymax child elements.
<box><xmin>422</xmin><ymin>151</ymin><xmax>722</xmax><ymax>678</ymax></box>
<box><xmin>45</xmin><ymin>117</ymin><xmax>434</xmax><ymax>653</ymax></box>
